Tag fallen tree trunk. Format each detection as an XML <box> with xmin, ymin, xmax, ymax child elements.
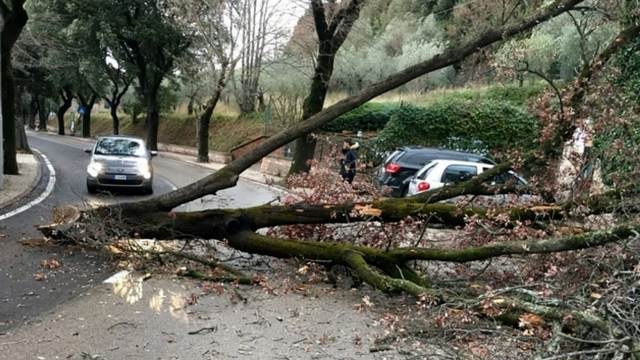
<box><xmin>109</xmin><ymin>0</ymin><xmax>584</xmax><ymax>214</ymax></box>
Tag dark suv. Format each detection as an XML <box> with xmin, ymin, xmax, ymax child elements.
<box><xmin>376</xmin><ymin>146</ymin><xmax>495</xmax><ymax>197</ymax></box>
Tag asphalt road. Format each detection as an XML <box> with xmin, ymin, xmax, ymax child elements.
<box><xmin>0</xmin><ymin>131</ymin><xmax>280</xmax><ymax>333</ymax></box>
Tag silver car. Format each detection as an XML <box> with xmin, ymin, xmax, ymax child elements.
<box><xmin>85</xmin><ymin>136</ymin><xmax>157</xmax><ymax>194</ymax></box>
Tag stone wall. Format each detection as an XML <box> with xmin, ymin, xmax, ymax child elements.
<box><xmin>260</xmin><ymin>156</ymin><xmax>292</xmax><ymax>177</ymax></box>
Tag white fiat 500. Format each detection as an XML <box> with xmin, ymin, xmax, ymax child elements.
<box><xmin>406</xmin><ymin>159</ymin><xmax>527</xmax><ymax>196</ymax></box>
<box><xmin>85</xmin><ymin>136</ymin><xmax>157</xmax><ymax>194</ymax></box>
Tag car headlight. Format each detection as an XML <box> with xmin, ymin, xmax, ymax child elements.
<box><xmin>137</xmin><ymin>162</ymin><xmax>152</xmax><ymax>180</ymax></box>
<box><xmin>87</xmin><ymin>161</ymin><xmax>103</xmax><ymax>178</ymax></box>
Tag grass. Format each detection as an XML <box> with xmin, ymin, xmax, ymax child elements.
<box><xmin>325</xmin><ymin>81</ymin><xmax>548</xmax><ymax>108</ymax></box>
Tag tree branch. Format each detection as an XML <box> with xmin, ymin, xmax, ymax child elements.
<box><xmin>310</xmin><ymin>0</ymin><xmax>329</xmax><ymax>40</ymax></box>
<box><xmin>113</xmin><ymin>0</ymin><xmax>584</xmax><ymax>214</ymax></box>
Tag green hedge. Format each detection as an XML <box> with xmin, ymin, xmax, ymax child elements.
<box><xmin>322</xmin><ymin>84</ymin><xmax>545</xmax><ymax>134</ymax></box>
<box><xmin>375</xmin><ymin>99</ymin><xmax>539</xmax><ymax>156</ymax></box>
<box><xmin>322</xmin><ymin>102</ymin><xmax>396</xmax><ymax>132</ymax></box>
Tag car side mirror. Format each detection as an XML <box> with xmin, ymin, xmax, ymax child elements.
<box><xmin>84</xmin><ymin>148</ymin><xmax>92</xmax><ymax>154</ymax></box>
<box><xmin>150</xmin><ymin>151</ymin><xmax>158</xmax><ymax>157</ymax></box>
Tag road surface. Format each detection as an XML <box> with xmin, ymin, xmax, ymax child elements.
<box><xmin>0</xmin><ymin>131</ymin><xmax>279</xmax><ymax>332</ymax></box>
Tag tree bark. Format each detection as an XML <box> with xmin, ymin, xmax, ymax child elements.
<box><xmin>197</xmin><ymin>69</ymin><xmax>228</xmax><ymax>163</ymax></box>
<box><xmin>110</xmin><ymin>104</ymin><xmax>120</xmax><ymax>135</ymax></box>
<box><xmin>145</xmin><ymin>91</ymin><xmax>160</xmax><ymax>150</ymax></box>
<box><xmin>105</xmin><ymin>72</ymin><xmax>131</xmax><ymax>136</ymax></box>
<box><xmin>36</xmin><ymin>95</ymin><xmax>47</xmax><ymax>132</ymax></box>
<box><xmin>187</xmin><ymin>96</ymin><xmax>195</xmax><ymax>116</ymax></box>
<box><xmin>2</xmin><ymin>50</ymin><xmax>19</xmax><ymax>174</ymax></box>
<box><xmin>15</xmin><ymin>114</ymin><xmax>30</xmax><ymax>153</ymax></box>
<box><xmin>1</xmin><ymin>0</ymin><xmax>28</xmax><ymax>174</ymax></box>
<box><xmin>28</xmin><ymin>95</ymin><xmax>37</xmax><ymax>130</ymax></box>
<box><xmin>111</xmin><ymin>0</ymin><xmax>584</xmax><ymax>214</ymax></box>
<box><xmin>57</xmin><ymin>88</ymin><xmax>73</xmax><ymax>136</ymax></box>
<box><xmin>289</xmin><ymin>0</ymin><xmax>364</xmax><ymax>175</ymax></box>
<box><xmin>78</xmin><ymin>93</ymin><xmax>97</xmax><ymax>138</ymax></box>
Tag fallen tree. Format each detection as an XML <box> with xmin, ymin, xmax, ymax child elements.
<box><xmin>36</xmin><ymin>1</ymin><xmax>640</xmax><ymax>357</ymax></box>
<box><xmin>108</xmin><ymin>0</ymin><xmax>585</xmax><ymax>214</ymax></box>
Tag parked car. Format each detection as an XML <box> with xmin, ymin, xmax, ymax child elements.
<box><xmin>85</xmin><ymin>136</ymin><xmax>157</xmax><ymax>194</ymax></box>
<box><xmin>376</xmin><ymin>147</ymin><xmax>494</xmax><ymax>197</ymax></box>
<box><xmin>406</xmin><ymin>159</ymin><xmax>527</xmax><ymax>196</ymax></box>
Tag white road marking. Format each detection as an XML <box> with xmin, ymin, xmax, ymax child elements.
<box><xmin>157</xmin><ymin>175</ymin><xmax>178</xmax><ymax>191</ymax></box>
<box><xmin>103</xmin><ymin>270</ymin><xmax>131</xmax><ymax>284</ymax></box>
<box><xmin>0</xmin><ymin>149</ymin><xmax>57</xmax><ymax>221</ymax></box>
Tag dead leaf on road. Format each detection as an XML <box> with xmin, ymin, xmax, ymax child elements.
<box><xmin>34</xmin><ymin>272</ymin><xmax>46</xmax><ymax>281</ymax></box>
<box><xmin>40</xmin><ymin>258</ymin><xmax>62</xmax><ymax>270</ymax></box>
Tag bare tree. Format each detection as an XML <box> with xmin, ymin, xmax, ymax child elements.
<box><xmin>174</xmin><ymin>0</ymin><xmax>243</xmax><ymax>162</ymax></box>
<box><xmin>103</xmin><ymin>61</ymin><xmax>133</xmax><ymax>135</ymax></box>
<box><xmin>232</xmin><ymin>0</ymin><xmax>286</xmax><ymax>114</ymax></box>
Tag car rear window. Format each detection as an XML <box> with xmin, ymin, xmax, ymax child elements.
<box><xmin>384</xmin><ymin>150</ymin><xmax>401</xmax><ymax>164</ymax></box>
<box><xmin>399</xmin><ymin>151</ymin><xmax>493</xmax><ymax>166</ymax></box>
<box><xmin>442</xmin><ymin>165</ymin><xmax>478</xmax><ymax>184</ymax></box>
<box><xmin>399</xmin><ymin>152</ymin><xmax>436</xmax><ymax>166</ymax></box>
<box><xmin>415</xmin><ymin>162</ymin><xmax>436</xmax><ymax>180</ymax></box>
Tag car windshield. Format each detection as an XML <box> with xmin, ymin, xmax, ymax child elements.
<box><xmin>94</xmin><ymin>138</ymin><xmax>146</xmax><ymax>157</ymax></box>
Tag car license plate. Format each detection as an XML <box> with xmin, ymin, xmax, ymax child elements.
<box><xmin>115</xmin><ymin>175</ymin><xmax>127</xmax><ymax>180</ymax></box>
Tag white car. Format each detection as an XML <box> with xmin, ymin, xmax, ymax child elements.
<box><xmin>85</xmin><ymin>136</ymin><xmax>157</xmax><ymax>194</ymax></box>
<box><xmin>406</xmin><ymin>159</ymin><xmax>527</xmax><ymax>196</ymax></box>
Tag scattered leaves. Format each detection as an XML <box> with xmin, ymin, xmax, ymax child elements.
<box><xmin>40</xmin><ymin>258</ymin><xmax>62</xmax><ymax>270</ymax></box>
<box><xmin>518</xmin><ymin>313</ymin><xmax>544</xmax><ymax>330</ymax></box>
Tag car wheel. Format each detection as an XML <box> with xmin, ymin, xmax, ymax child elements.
<box><xmin>87</xmin><ymin>181</ymin><xmax>98</xmax><ymax>194</ymax></box>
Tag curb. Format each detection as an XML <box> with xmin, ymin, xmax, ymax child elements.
<box><xmin>0</xmin><ymin>152</ymin><xmax>44</xmax><ymax>214</ymax></box>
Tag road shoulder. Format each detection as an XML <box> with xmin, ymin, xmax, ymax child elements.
<box><xmin>0</xmin><ymin>152</ymin><xmax>43</xmax><ymax>216</ymax></box>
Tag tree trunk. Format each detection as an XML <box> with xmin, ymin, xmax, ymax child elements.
<box><xmin>288</xmin><ymin>0</ymin><xmax>364</xmax><ymax>175</ymax></box>
<box><xmin>57</xmin><ymin>90</ymin><xmax>73</xmax><ymax>135</ymax></box>
<box><xmin>37</xmin><ymin>95</ymin><xmax>47</xmax><ymax>132</ymax></box>
<box><xmin>145</xmin><ymin>93</ymin><xmax>160</xmax><ymax>150</ymax></box>
<box><xmin>1</xmin><ymin>0</ymin><xmax>28</xmax><ymax>175</ymax></box>
<box><xmin>79</xmin><ymin>93</ymin><xmax>97</xmax><ymax>138</ymax></box>
<box><xmin>28</xmin><ymin>95</ymin><xmax>37</xmax><ymax>130</ymax></box>
<box><xmin>197</xmin><ymin>71</ymin><xmax>227</xmax><ymax>163</ymax></box>
<box><xmin>110</xmin><ymin>103</ymin><xmax>120</xmax><ymax>135</ymax></box>
<box><xmin>197</xmin><ymin>103</ymin><xmax>215</xmax><ymax>163</ymax></box>
<box><xmin>15</xmin><ymin>115</ymin><xmax>30</xmax><ymax>153</ymax></box>
<box><xmin>2</xmin><ymin>51</ymin><xmax>19</xmax><ymax>175</ymax></box>
<box><xmin>187</xmin><ymin>96</ymin><xmax>195</xmax><ymax>116</ymax></box>
<box><xmin>289</xmin><ymin>44</ymin><xmax>335</xmax><ymax>175</ymax></box>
